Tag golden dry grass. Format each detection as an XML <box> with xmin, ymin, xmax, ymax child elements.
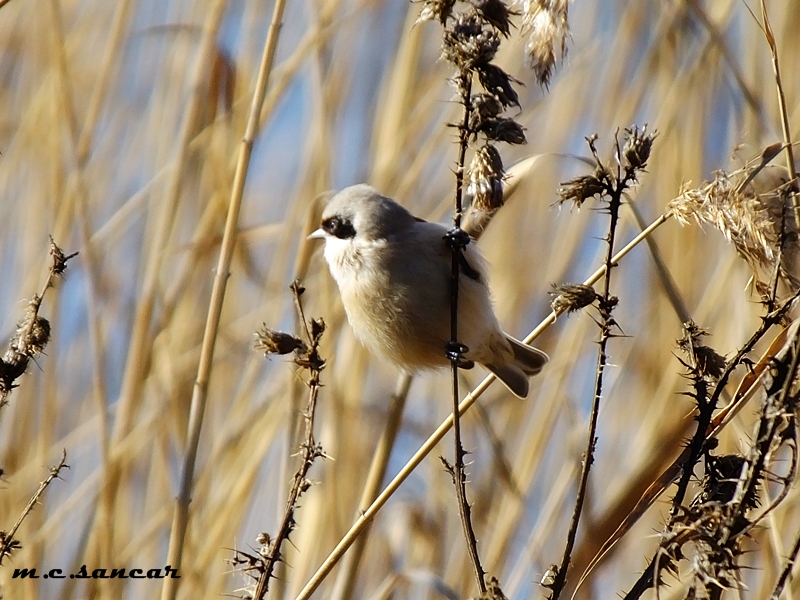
<box><xmin>1</xmin><ymin>0</ymin><xmax>799</xmax><ymax>599</ymax></box>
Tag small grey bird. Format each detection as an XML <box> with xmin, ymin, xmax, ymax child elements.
<box><xmin>309</xmin><ymin>184</ymin><xmax>548</xmax><ymax>398</ymax></box>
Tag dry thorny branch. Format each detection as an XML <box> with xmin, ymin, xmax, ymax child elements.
<box><xmin>229</xmin><ymin>280</ymin><xmax>327</xmax><ymax>600</ymax></box>
<box><xmin>655</xmin><ymin>329</ymin><xmax>798</xmax><ymax>600</ymax></box>
<box><xmin>543</xmin><ymin>127</ymin><xmax>656</xmax><ymax>600</ymax></box>
<box><xmin>616</xmin><ymin>145</ymin><xmax>800</xmax><ymax>599</ymax></box>
<box><xmin>419</xmin><ymin>0</ymin><xmax>560</xmax><ymax>594</ymax></box>
<box><xmin>0</xmin><ymin>450</ymin><xmax>69</xmax><ymax>566</ymax></box>
<box><xmin>622</xmin><ymin>304</ymin><xmax>800</xmax><ymax>600</ymax></box>
<box><xmin>0</xmin><ymin>237</ymin><xmax>78</xmax><ymax>409</ymax></box>
<box><xmin>0</xmin><ymin>238</ymin><xmax>76</xmax><ymax>567</ymax></box>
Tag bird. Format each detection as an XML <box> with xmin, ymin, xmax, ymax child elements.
<box><xmin>309</xmin><ymin>184</ymin><xmax>548</xmax><ymax>398</ymax></box>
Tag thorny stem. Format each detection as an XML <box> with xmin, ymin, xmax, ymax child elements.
<box><xmin>0</xmin><ymin>449</ymin><xmax>69</xmax><ymax>564</ymax></box>
<box><xmin>255</xmin><ymin>380</ymin><xmax>322</xmax><ymax>598</ymax></box>
<box><xmin>670</xmin><ymin>289</ymin><xmax>800</xmax><ymax>513</ymax></box>
<box><xmin>733</xmin><ymin>333</ymin><xmax>800</xmax><ymax>528</ymax></box>
<box><xmin>771</xmin><ymin>530</ymin><xmax>800</xmax><ymax>600</ymax></box>
<box><xmin>251</xmin><ymin>282</ymin><xmax>326</xmax><ymax>599</ymax></box>
<box><xmin>446</xmin><ymin>70</ymin><xmax>486</xmax><ymax>595</ymax></box>
<box><xmin>550</xmin><ymin>143</ymin><xmax>625</xmax><ymax>600</ymax></box>
<box><xmin>623</xmin><ymin>293</ymin><xmax>800</xmax><ymax>600</ymax></box>
<box><xmin>0</xmin><ymin>238</ymin><xmax>77</xmax><ymax>409</ymax></box>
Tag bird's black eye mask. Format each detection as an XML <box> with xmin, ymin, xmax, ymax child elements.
<box><xmin>321</xmin><ymin>215</ymin><xmax>356</xmax><ymax>239</ymax></box>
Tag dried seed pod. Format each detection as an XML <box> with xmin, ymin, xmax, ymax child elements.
<box><xmin>623</xmin><ymin>124</ymin><xmax>656</xmax><ymax>172</ymax></box>
<box><xmin>677</xmin><ymin>321</ymin><xmax>726</xmax><ymax>381</ymax></box>
<box><xmin>254</xmin><ymin>326</ymin><xmax>307</xmax><ymax>356</ymax></box>
<box><xmin>469</xmin><ymin>93</ymin><xmax>503</xmax><ymax>131</ymax></box>
<box><xmin>476</xmin><ymin>63</ymin><xmax>521</xmax><ymax>108</ymax></box>
<box><xmin>558</xmin><ymin>169</ymin><xmax>606</xmax><ymax>206</ymax></box>
<box><xmin>483</xmin><ymin>117</ymin><xmax>527</xmax><ymax>144</ymax></box>
<box><xmin>416</xmin><ymin>0</ymin><xmax>457</xmax><ymax>25</ymax></box>
<box><xmin>442</xmin><ymin>14</ymin><xmax>500</xmax><ymax>71</ymax></box>
<box><xmin>550</xmin><ymin>283</ymin><xmax>597</xmax><ymax>314</ymax></box>
<box><xmin>466</xmin><ymin>144</ymin><xmax>505</xmax><ymax>211</ymax></box>
<box><xmin>471</xmin><ymin>0</ymin><xmax>515</xmax><ymax>37</ymax></box>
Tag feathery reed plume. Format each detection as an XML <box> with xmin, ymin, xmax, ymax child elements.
<box><xmin>517</xmin><ymin>0</ymin><xmax>570</xmax><ymax>87</ymax></box>
<box><xmin>667</xmin><ymin>145</ymin><xmax>797</xmax><ymax>298</ymax></box>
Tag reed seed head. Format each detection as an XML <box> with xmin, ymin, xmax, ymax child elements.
<box><xmin>518</xmin><ymin>0</ymin><xmax>570</xmax><ymax>86</ymax></box>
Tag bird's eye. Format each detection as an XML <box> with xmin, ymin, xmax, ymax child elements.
<box><xmin>321</xmin><ymin>216</ymin><xmax>356</xmax><ymax>239</ymax></box>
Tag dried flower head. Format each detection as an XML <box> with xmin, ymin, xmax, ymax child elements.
<box><xmin>442</xmin><ymin>14</ymin><xmax>500</xmax><ymax>71</ymax></box>
<box><xmin>557</xmin><ymin>168</ymin><xmax>606</xmax><ymax>207</ymax></box>
<box><xmin>550</xmin><ymin>283</ymin><xmax>597</xmax><ymax>314</ymax></box>
<box><xmin>622</xmin><ymin>124</ymin><xmax>656</xmax><ymax>172</ymax></box>
<box><xmin>49</xmin><ymin>237</ymin><xmax>78</xmax><ymax>278</ymax></box>
<box><xmin>481</xmin><ymin>117</ymin><xmax>526</xmax><ymax>145</ymax></box>
<box><xmin>476</xmin><ymin>63</ymin><xmax>521</xmax><ymax>108</ymax></box>
<box><xmin>677</xmin><ymin>321</ymin><xmax>726</xmax><ymax>381</ymax></box>
<box><xmin>466</xmin><ymin>144</ymin><xmax>505</xmax><ymax>211</ymax></box>
<box><xmin>696</xmin><ymin>454</ymin><xmax>751</xmax><ymax>506</ymax></box>
<box><xmin>8</xmin><ymin>307</ymin><xmax>51</xmax><ymax>360</ymax></box>
<box><xmin>416</xmin><ymin>0</ymin><xmax>457</xmax><ymax>25</ymax></box>
<box><xmin>469</xmin><ymin>93</ymin><xmax>504</xmax><ymax>131</ymax></box>
<box><xmin>254</xmin><ymin>326</ymin><xmax>308</xmax><ymax>356</ymax></box>
<box><xmin>518</xmin><ymin>0</ymin><xmax>570</xmax><ymax>86</ymax></box>
<box><xmin>471</xmin><ymin>0</ymin><xmax>515</xmax><ymax>37</ymax></box>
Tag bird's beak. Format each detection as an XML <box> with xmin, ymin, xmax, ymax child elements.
<box><xmin>307</xmin><ymin>228</ymin><xmax>326</xmax><ymax>240</ymax></box>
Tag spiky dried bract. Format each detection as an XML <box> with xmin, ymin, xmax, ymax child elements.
<box><xmin>677</xmin><ymin>321</ymin><xmax>726</xmax><ymax>381</ymax></box>
<box><xmin>518</xmin><ymin>0</ymin><xmax>570</xmax><ymax>86</ymax></box>
<box><xmin>668</xmin><ymin>170</ymin><xmax>779</xmax><ymax>271</ymax></box>
<box><xmin>467</xmin><ymin>144</ymin><xmax>505</xmax><ymax>211</ymax></box>
<box><xmin>622</xmin><ymin>124</ymin><xmax>657</xmax><ymax>172</ymax></box>
<box><xmin>442</xmin><ymin>14</ymin><xmax>500</xmax><ymax>72</ymax></box>
<box><xmin>476</xmin><ymin>63</ymin><xmax>520</xmax><ymax>108</ymax></box>
<box><xmin>469</xmin><ymin>93</ymin><xmax>503</xmax><ymax>130</ymax></box>
<box><xmin>49</xmin><ymin>236</ymin><xmax>78</xmax><ymax>278</ymax></box>
<box><xmin>482</xmin><ymin>117</ymin><xmax>526</xmax><ymax>144</ymax></box>
<box><xmin>550</xmin><ymin>283</ymin><xmax>597</xmax><ymax>314</ymax></box>
<box><xmin>471</xmin><ymin>0</ymin><xmax>515</xmax><ymax>37</ymax></box>
<box><xmin>0</xmin><ymin>305</ymin><xmax>52</xmax><ymax>397</ymax></box>
<box><xmin>557</xmin><ymin>169</ymin><xmax>605</xmax><ymax>206</ymax></box>
<box><xmin>663</xmin><ymin>503</ymin><xmax>747</xmax><ymax>596</ymax></box>
<box><xmin>697</xmin><ymin>454</ymin><xmax>752</xmax><ymax>506</ymax></box>
<box><xmin>8</xmin><ymin>305</ymin><xmax>51</xmax><ymax>360</ymax></box>
<box><xmin>416</xmin><ymin>0</ymin><xmax>457</xmax><ymax>25</ymax></box>
<box><xmin>254</xmin><ymin>326</ymin><xmax>308</xmax><ymax>356</ymax></box>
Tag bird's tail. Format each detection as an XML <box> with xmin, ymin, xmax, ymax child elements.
<box><xmin>506</xmin><ymin>334</ymin><xmax>549</xmax><ymax>376</ymax></box>
<box><xmin>486</xmin><ymin>363</ymin><xmax>530</xmax><ymax>399</ymax></box>
<box><xmin>486</xmin><ymin>335</ymin><xmax>549</xmax><ymax>398</ymax></box>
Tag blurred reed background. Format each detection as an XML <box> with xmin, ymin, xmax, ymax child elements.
<box><xmin>0</xmin><ymin>0</ymin><xmax>799</xmax><ymax>599</ymax></box>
